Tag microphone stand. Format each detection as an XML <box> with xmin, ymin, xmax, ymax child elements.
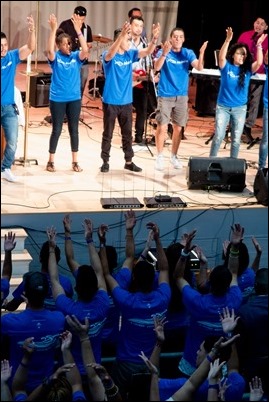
<box><xmin>141</xmin><ymin>52</ymin><xmax>154</xmax><ymax>157</ymax></box>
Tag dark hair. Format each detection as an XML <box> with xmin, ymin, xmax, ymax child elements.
<box><xmin>128</xmin><ymin>7</ymin><xmax>142</xmax><ymax>19</ymax></box>
<box><xmin>224</xmin><ymin>241</ymin><xmax>249</xmax><ymax>276</ymax></box>
<box><xmin>129</xmin><ymin>260</ymin><xmax>155</xmax><ymax>293</ymax></box>
<box><xmin>39</xmin><ymin>241</ymin><xmax>61</xmax><ymax>269</ymax></box>
<box><xmin>46</xmin><ymin>376</ymin><xmax>73</xmax><ymax>402</ymax></box>
<box><xmin>55</xmin><ymin>32</ymin><xmax>71</xmax><ymax>47</ymax></box>
<box><xmin>1</xmin><ymin>32</ymin><xmax>7</xmax><ymax>39</ymax></box>
<box><xmin>114</xmin><ymin>28</ymin><xmax>122</xmax><ymax>41</ymax></box>
<box><xmin>203</xmin><ymin>335</ymin><xmax>232</xmax><ymax>363</ymax></box>
<box><xmin>209</xmin><ymin>265</ymin><xmax>232</xmax><ymax>296</ymax></box>
<box><xmin>74</xmin><ymin>6</ymin><xmax>87</xmax><ymax>16</ymax></box>
<box><xmin>227</xmin><ymin>42</ymin><xmax>253</xmax><ymax>88</ymax></box>
<box><xmin>23</xmin><ymin>271</ymin><xmax>49</xmax><ymax>307</ymax></box>
<box><xmin>254</xmin><ymin>268</ymin><xmax>268</xmax><ymax>295</ymax></box>
<box><xmin>130</xmin><ymin>16</ymin><xmax>144</xmax><ymax>24</ymax></box>
<box><xmin>75</xmin><ymin>265</ymin><xmax>98</xmax><ymax>301</ymax></box>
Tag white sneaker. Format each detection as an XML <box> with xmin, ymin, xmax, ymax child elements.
<box><xmin>155</xmin><ymin>154</ymin><xmax>164</xmax><ymax>171</ymax></box>
<box><xmin>1</xmin><ymin>169</ymin><xmax>18</xmax><ymax>182</ymax></box>
<box><xmin>170</xmin><ymin>155</ymin><xmax>183</xmax><ymax>169</ymax></box>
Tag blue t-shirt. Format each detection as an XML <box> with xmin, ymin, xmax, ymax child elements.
<box><xmin>48</xmin><ymin>50</ymin><xmax>83</xmax><ymax>102</ymax></box>
<box><xmin>179</xmin><ymin>284</ymin><xmax>242</xmax><ymax>374</ymax></box>
<box><xmin>159</xmin><ymin>371</ymin><xmax>245</xmax><ymax>401</ymax></box>
<box><xmin>102</xmin><ymin>49</ymin><xmax>139</xmax><ymax>105</ymax></box>
<box><xmin>1</xmin><ymin>308</ymin><xmax>65</xmax><ymax>393</ymax></box>
<box><xmin>217</xmin><ymin>62</ymin><xmax>253</xmax><ymax>107</ymax></box>
<box><xmin>1</xmin><ymin>49</ymin><xmax>20</xmax><ymax>105</ymax></box>
<box><xmin>55</xmin><ymin>290</ymin><xmax>110</xmax><ymax>373</ymax></box>
<box><xmin>12</xmin><ymin>272</ymin><xmax>74</xmax><ymax>311</ymax></box>
<box><xmin>111</xmin><ymin>282</ymin><xmax>171</xmax><ymax>363</ymax></box>
<box><xmin>156</xmin><ymin>47</ymin><xmax>197</xmax><ymax>97</ymax></box>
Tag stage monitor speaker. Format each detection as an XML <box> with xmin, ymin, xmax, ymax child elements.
<box><xmin>253</xmin><ymin>168</ymin><xmax>268</xmax><ymax>206</ymax></box>
<box><xmin>195</xmin><ymin>77</ymin><xmax>220</xmax><ymax>116</ymax></box>
<box><xmin>187</xmin><ymin>156</ymin><xmax>247</xmax><ymax>192</ymax></box>
<box><xmin>29</xmin><ymin>73</ymin><xmax>51</xmax><ymax>108</ymax></box>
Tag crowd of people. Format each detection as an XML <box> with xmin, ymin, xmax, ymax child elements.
<box><xmin>1</xmin><ymin>7</ymin><xmax>268</xmax><ymax>182</ymax></box>
<box><xmin>1</xmin><ymin>211</ymin><xmax>268</xmax><ymax>401</ymax></box>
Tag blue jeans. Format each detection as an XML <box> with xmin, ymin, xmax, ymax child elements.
<box><xmin>259</xmin><ymin>106</ymin><xmax>268</xmax><ymax>168</ymax></box>
<box><xmin>1</xmin><ymin>104</ymin><xmax>19</xmax><ymax>170</ymax></box>
<box><xmin>49</xmin><ymin>99</ymin><xmax>81</xmax><ymax>154</ymax></box>
<box><xmin>210</xmin><ymin>104</ymin><xmax>247</xmax><ymax>158</ymax></box>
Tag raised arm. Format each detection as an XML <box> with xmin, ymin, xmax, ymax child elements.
<box><xmin>252</xmin><ymin>33</ymin><xmax>268</xmax><ymax>73</ymax></box>
<box><xmin>174</xmin><ymin>230</ymin><xmax>197</xmax><ymax>291</ymax></box>
<box><xmin>192</xmin><ymin>40</ymin><xmax>208</xmax><ymax>71</ymax></box>
<box><xmin>105</xmin><ymin>21</ymin><xmax>130</xmax><ymax>61</ymax></box>
<box><xmin>1</xmin><ymin>360</ymin><xmax>12</xmax><ymax>401</ymax></box>
<box><xmin>146</xmin><ymin>222</ymin><xmax>169</xmax><ymax>284</ymax></box>
<box><xmin>46</xmin><ymin>226</ymin><xmax>65</xmax><ymax>299</ymax></box>
<box><xmin>138</xmin><ymin>23</ymin><xmax>160</xmax><ymax>59</ymax></box>
<box><xmin>19</xmin><ymin>15</ymin><xmax>35</xmax><ymax>60</ymax></box>
<box><xmin>66</xmin><ymin>315</ymin><xmax>105</xmax><ymax>401</ymax></box>
<box><xmin>63</xmin><ymin>214</ymin><xmax>80</xmax><ymax>274</ymax></box>
<box><xmin>83</xmin><ymin>218</ymin><xmax>107</xmax><ymax>291</ymax></box>
<box><xmin>121</xmin><ymin>209</ymin><xmax>137</xmax><ymax>271</ymax></box>
<box><xmin>218</xmin><ymin>27</ymin><xmax>233</xmax><ymax>69</ymax></box>
<box><xmin>60</xmin><ymin>330</ymin><xmax>83</xmax><ymax>394</ymax></box>
<box><xmin>71</xmin><ymin>13</ymin><xmax>89</xmax><ymax>60</ymax></box>
<box><xmin>250</xmin><ymin>237</ymin><xmax>262</xmax><ymax>273</ymax></box>
<box><xmin>12</xmin><ymin>337</ymin><xmax>35</xmax><ymax>399</ymax></box>
<box><xmin>2</xmin><ymin>232</ymin><xmax>16</xmax><ymax>281</ymax></box>
<box><xmin>47</xmin><ymin>14</ymin><xmax>58</xmax><ymax>61</ymax></box>
<box><xmin>228</xmin><ymin>223</ymin><xmax>244</xmax><ymax>287</ymax></box>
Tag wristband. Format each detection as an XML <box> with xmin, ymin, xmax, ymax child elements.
<box><xmin>181</xmin><ymin>250</ymin><xmax>190</xmax><ymax>257</ymax></box>
<box><xmin>20</xmin><ymin>361</ymin><xmax>28</xmax><ymax>368</ymax></box>
<box><xmin>65</xmin><ymin>236</ymin><xmax>71</xmax><ymax>240</ymax></box>
<box><xmin>208</xmin><ymin>384</ymin><xmax>219</xmax><ymax>390</ymax></box>
<box><xmin>77</xmin><ymin>32</ymin><xmax>82</xmax><ymax>37</ymax></box>
<box><xmin>207</xmin><ymin>354</ymin><xmax>214</xmax><ymax>363</ymax></box>
<box><xmin>86</xmin><ymin>239</ymin><xmax>93</xmax><ymax>244</ymax></box>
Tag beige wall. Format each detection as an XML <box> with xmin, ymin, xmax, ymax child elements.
<box><xmin>1</xmin><ymin>1</ymin><xmax>179</xmax><ymax>62</ymax></box>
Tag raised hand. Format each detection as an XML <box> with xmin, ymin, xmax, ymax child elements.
<box><xmin>66</xmin><ymin>314</ymin><xmax>89</xmax><ymax>338</ymax></box>
<box><xmin>139</xmin><ymin>351</ymin><xmax>159</xmax><ymax>375</ymax></box>
<box><xmin>60</xmin><ymin>330</ymin><xmax>72</xmax><ymax>351</ymax></box>
<box><xmin>153</xmin><ymin>315</ymin><xmax>167</xmax><ymax>344</ymax></box>
<box><xmin>219</xmin><ymin>307</ymin><xmax>240</xmax><ymax>334</ymax></box>
<box><xmin>63</xmin><ymin>214</ymin><xmax>72</xmax><ymax>233</ymax></box>
<box><xmin>46</xmin><ymin>225</ymin><xmax>57</xmax><ymax>247</ymax></box>
<box><xmin>146</xmin><ymin>222</ymin><xmax>160</xmax><ymax>241</ymax></box>
<box><xmin>1</xmin><ymin>359</ymin><xmax>12</xmax><ymax>383</ymax></box>
<box><xmin>251</xmin><ymin>237</ymin><xmax>262</xmax><ymax>255</ymax></box>
<box><xmin>83</xmin><ymin>218</ymin><xmax>93</xmax><ymax>242</ymax></box>
<box><xmin>249</xmin><ymin>377</ymin><xmax>264</xmax><ymax>401</ymax></box>
<box><xmin>4</xmin><ymin>231</ymin><xmax>16</xmax><ymax>252</ymax></box>
<box><xmin>98</xmin><ymin>224</ymin><xmax>109</xmax><ymax>243</ymax></box>
<box><xmin>125</xmin><ymin>209</ymin><xmax>136</xmax><ymax>230</ymax></box>
<box><xmin>230</xmin><ymin>223</ymin><xmax>244</xmax><ymax>246</ymax></box>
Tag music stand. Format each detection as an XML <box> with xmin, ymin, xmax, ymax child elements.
<box><xmin>14</xmin><ymin>70</ymin><xmax>38</xmax><ymax>166</ymax></box>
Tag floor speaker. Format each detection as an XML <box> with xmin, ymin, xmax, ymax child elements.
<box><xmin>195</xmin><ymin>77</ymin><xmax>220</xmax><ymax>116</ymax></box>
<box><xmin>254</xmin><ymin>168</ymin><xmax>268</xmax><ymax>206</ymax></box>
<box><xmin>187</xmin><ymin>156</ymin><xmax>247</xmax><ymax>192</ymax></box>
<box><xmin>29</xmin><ymin>73</ymin><xmax>51</xmax><ymax>107</ymax></box>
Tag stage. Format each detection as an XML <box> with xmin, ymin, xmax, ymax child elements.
<box><xmin>1</xmin><ymin>63</ymin><xmax>268</xmax><ymax>272</ymax></box>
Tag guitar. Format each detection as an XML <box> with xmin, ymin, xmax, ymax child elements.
<box><xmin>132</xmin><ymin>69</ymin><xmax>148</xmax><ymax>88</ymax></box>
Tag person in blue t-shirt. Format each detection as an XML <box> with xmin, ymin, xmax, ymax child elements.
<box><xmin>153</xmin><ymin>28</ymin><xmax>208</xmax><ymax>171</ymax></box>
<box><xmin>173</xmin><ymin>224</ymin><xmax>243</xmax><ymax>378</ymax></box>
<box><xmin>4</xmin><ymin>240</ymin><xmax>74</xmax><ymax>312</ymax></box>
<box><xmin>46</xmin><ymin>220</ymin><xmax>110</xmax><ymax>398</ymax></box>
<box><xmin>259</xmin><ymin>49</ymin><xmax>268</xmax><ymax>169</ymax></box>
<box><xmin>100</xmin><ymin>20</ymin><xmax>160</xmax><ymax>173</ymax></box>
<box><xmin>46</xmin><ymin>13</ymin><xmax>88</xmax><ymax>174</ymax></box>
<box><xmin>209</xmin><ymin>26</ymin><xmax>267</xmax><ymax>158</ymax></box>
<box><xmin>1</xmin><ymin>231</ymin><xmax>16</xmax><ymax>308</ymax></box>
<box><xmin>1</xmin><ymin>271</ymin><xmax>66</xmax><ymax>394</ymax></box>
<box><xmin>101</xmin><ymin>220</ymin><xmax>171</xmax><ymax>399</ymax></box>
<box><xmin>1</xmin><ymin>16</ymin><xmax>35</xmax><ymax>183</ymax></box>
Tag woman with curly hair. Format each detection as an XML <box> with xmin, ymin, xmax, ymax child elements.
<box><xmin>209</xmin><ymin>26</ymin><xmax>267</xmax><ymax>158</ymax></box>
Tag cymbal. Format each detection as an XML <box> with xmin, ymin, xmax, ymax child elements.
<box><xmin>92</xmin><ymin>35</ymin><xmax>112</xmax><ymax>44</ymax></box>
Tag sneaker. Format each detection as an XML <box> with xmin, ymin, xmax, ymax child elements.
<box><xmin>170</xmin><ymin>155</ymin><xmax>183</xmax><ymax>169</ymax></box>
<box><xmin>155</xmin><ymin>154</ymin><xmax>164</xmax><ymax>171</ymax></box>
<box><xmin>100</xmin><ymin>162</ymin><xmax>109</xmax><ymax>172</ymax></box>
<box><xmin>124</xmin><ymin>162</ymin><xmax>142</xmax><ymax>172</ymax></box>
<box><xmin>1</xmin><ymin>169</ymin><xmax>18</xmax><ymax>182</ymax></box>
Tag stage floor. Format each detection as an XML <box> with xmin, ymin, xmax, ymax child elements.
<box><xmin>1</xmin><ymin>63</ymin><xmax>264</xmax><ymax>215</ymax></box>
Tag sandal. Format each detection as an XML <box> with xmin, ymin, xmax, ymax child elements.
<box><xmin>46</xmin><ymin>161</ymin><xmax>55</xmax><ymax>172</ymax></box>
<box><xmin>72</xmin><ymin>162</ymin><xmax>83</xmax><ymax>172</ymax></box>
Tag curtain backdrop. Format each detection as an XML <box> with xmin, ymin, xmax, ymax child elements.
<box><xmin>1</xmin><ymin>1</ymin><xmax>179</xmax><ymax>62</ymax></box>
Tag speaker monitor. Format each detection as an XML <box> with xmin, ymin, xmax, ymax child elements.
<box><xmin>254</xmin><ymin>168</ymin><xmax>268</xmax><ymax>206</ymax></box>
<box><xmin>29</xmin><ymin>73</ymin><xmax>51</xmax><ymax>108</ymax></box>
<box><xmin>187</xmin><ymin>157</ymin><xmax>247</xmax><ymax>192</ymax></box>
